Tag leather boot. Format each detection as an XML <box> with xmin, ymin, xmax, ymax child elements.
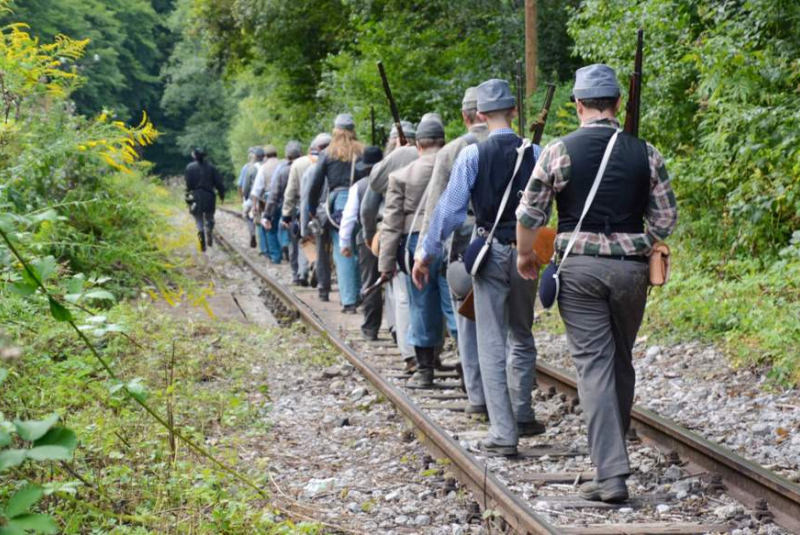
<box><xmin>206</xmin><ymin>227</ymin><xmax>214</xmax><ymax>247</ymax></box>
<box><xmin>197</xmin><ymin>232</ymin><xmax>206</xmax><ymax>252</ymax></box>
<box><xmin>411</xmin><ymin>347</ymin><xmax>434</xmax><ymax>387</ymax></box>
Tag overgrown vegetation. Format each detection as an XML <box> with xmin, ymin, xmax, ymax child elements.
<box><xmin>0</xmin><ymin>8</ymin><xmax>324</xmax><ymax>532</ymax></box>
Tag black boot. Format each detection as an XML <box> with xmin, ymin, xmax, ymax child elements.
<box><xmin>197</xmin><ymin>232</ymin><xmax>206</xmax><ymax>252</ymax></box>
<box><xmin>206</xmin><ymin>229</ymin><xmax>214</xmax><ymax>248</ymax></box>
<box><xmin>411</xmin><ymin>347</ymin><xmax>435</xmax><ymax>387</ymax></box>
<box><xmin>250</xmin><ymin>235</ymin><xmax>257</xmax><ymax>248</ymax></box>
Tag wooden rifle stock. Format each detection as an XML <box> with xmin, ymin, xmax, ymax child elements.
<box><xmin>361</xmin><ymin>273</ymin><xmax>391</xmax><ymax>300</ymax></box>
<box><xmin>530</xmin><ymin>83</ymin><xmax>556</xmax><ymax>145</ymax></box>
<box><xmin>376</xmin><ymin>61</ymin><xmax>408</xmax><ymax>146</ymax></box>
<box><xmin>624</xmin><ymin>29</ymin><xmax>644</xmax><ymax>137</ymax></box>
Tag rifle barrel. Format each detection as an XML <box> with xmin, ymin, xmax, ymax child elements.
<box><xmin>377</xmin><ymin>61</ymin><xmax>407</xmax><ymax>146</ymax></box>
<box><xmin>624</xmin><ymin>29</ymin><xmax>644</xmax><ymax>137</ymax></box>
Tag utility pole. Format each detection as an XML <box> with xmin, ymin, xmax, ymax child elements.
<box><xmin>524</xmin><ymin>0</ymin><xmax>538</xmax><ymax>96</ymax></box>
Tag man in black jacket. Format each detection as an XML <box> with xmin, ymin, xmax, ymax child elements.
<box><xmin>184</xmin><ymin>147</ymin><xmax>225</xmax><ymax>252</ymax></box>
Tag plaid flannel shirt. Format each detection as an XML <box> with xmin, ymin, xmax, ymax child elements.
<box><xmin>515</xmin><ymin>117</ymin><xmax>678</xmax><ymax>256</ymax></box>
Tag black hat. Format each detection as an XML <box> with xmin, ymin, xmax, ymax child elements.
<box><xmin>192</xmin><ymin>147</ymin><xmax>206</xmax><ymax>156</ymax></box>
<box><xmin>356</xmin><ymin>146</ymin><xmax>383</xmax><ymax>173</ymax></box>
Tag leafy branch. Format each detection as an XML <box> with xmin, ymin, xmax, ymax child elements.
<box><xmin>0</xmin><ymin>224</ymin><xmax>269</xmax><ymax>501</ymax></box>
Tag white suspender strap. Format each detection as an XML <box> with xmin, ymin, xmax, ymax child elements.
<box><xmin>555</xmin><ymin>129</ymin><xmax>620</xmax><ymax>276</ymax></box>
<box><xmin>486</xmin><ymin>138</ymin><xmax>531</xmax><ymax>243</ymax></box>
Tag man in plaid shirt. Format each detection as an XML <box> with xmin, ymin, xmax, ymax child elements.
<box><xmin>516</xmin><ymin>64</ymin><xmax>677</xmax><ymax>503</ymax></box>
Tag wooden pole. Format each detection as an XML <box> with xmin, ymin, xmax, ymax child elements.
<box><xmin>524</xmin><ymin>0</ymin><xmax>538</xmax><ymax>96</ymax></box>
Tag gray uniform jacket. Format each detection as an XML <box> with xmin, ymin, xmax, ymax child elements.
<box><xmin>416</xmin><ymin>123</ymin><xmax>489</xmax><ymax>255</ymax></box>
<box><xmin>299</xmin><ymin>161</ymin><xmax>319</xmax><ymax>237</ymax></box>
<box><xmin>361</xmin><ymin>145</ymin><xmax>419</xmax><ymax>244</ymax></box>
<box><xmin>282</xmin><ymin>154</ymin><xmax>315</xmax><ymax>218</ymax></box>
<box><xmin>368</xmin><ymin>145</ymin><xmax>419</xmax><ymax>194</ymax></box>
<box><xmin>379</xmin><ymin>152</ymin><xmax>438</xmax><ymax>273</ymax></box>
<box><xmin>265</xmin><ymin>160</ymin><xmax>290</xmax><ymax>219</ymax></box>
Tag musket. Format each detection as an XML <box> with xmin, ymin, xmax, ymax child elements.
<box><xmin>370</xmin><ymin>106</ymin><xmax>376</xmax><ymax>146</ymax></box>
<box><xmin>376</xmin><ymin>61</ymin><xmax>408</xmax><ymax>146</ymax></box>
<box><xmin>529</xmin><ymin>82</ymin><xmax>556</xmax><ymax>145</ymax></box>
<box><xmin>360</xmin><ymin>273</ymin><xmax>391</xmax><ymax>300</ymax></box>
<box><xmin>516</xmin><ymin>59</ymin><xmax>525</xmax><ymax>137</ymax></box>
<box><xmin>624</xmin><ymin>29</ymin><xmax>644</xmax><ymax>137</ymax></box>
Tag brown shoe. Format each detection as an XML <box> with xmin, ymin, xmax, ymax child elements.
<box><xmin>403</xmin><ymin>358</ymin><xmax>417</xmax><ymax>375</ymax></box>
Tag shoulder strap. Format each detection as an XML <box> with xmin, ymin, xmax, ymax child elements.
<box><xmin>350</xmin><ymin>154</ymin><xmax>357</xmax><ymax>186</ymax></box>
<box><xmin>485</xmin><ymin>138</ymin><xmax>531</xmax><ymax>243</ymax></box>
<box><xmin>556</xmin><ymin>129</ymin><xmax>621</xmax><ymax>275</ymax></box>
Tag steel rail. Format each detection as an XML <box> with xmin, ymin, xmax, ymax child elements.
<box><xmin>536</xmin><ymin>363</ymin><xmax>800</xmax><ymax>532</ymax></box>
<box><xmin>216</xmin><ymin>229</ymin><xmax>560</xmax><ymax>535</ymax></box>
<box><xmin>217</xmin><ymin>208</ymin><xmax>800</xmax><ymax>532</ymax></box>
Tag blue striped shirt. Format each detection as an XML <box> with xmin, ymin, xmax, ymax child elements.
<box><xmin>419</xmin><ymin>128</ymin><xmax>540</xmax><ymax>261</ymax></box>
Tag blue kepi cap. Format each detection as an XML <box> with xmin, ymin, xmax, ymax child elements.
<box><xmin>477</xmin><ymin>79</ymin><xmax>516</xmax><ymax>113</ymax></box>
<box><xmin>572</xmin><ymin>64</ymin><xmax>621</xmax><ymax>100</ymax></box>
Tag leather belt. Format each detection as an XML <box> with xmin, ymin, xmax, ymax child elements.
<box><xmin>574</xmin><ymin>253</ymin><xmax>647</xmax><ymax>264</ymax></box>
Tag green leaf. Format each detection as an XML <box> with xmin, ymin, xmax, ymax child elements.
<box><xmin>0</xmin><ymin>449</ymin><xmax>27</xmax><ymax>471</ymax></box>
<box><xmin>30</xmin><ymin>209</ymin><xmax>59</xmax><ymax>224</ymax></box>
<box><xmin>0</xmin><ymin>524</ymin><xmax>26</xmax><ymax>535</ymax></box>
<box><xmin>26</xmin><ymin>445</ymin><xmax>72</xmax><ymax>462</ymax></box>
<box><xmin>0</xmin><ymin>368</ymin><xmax>7</xmax><ymax>385</ymax></box>
<box><xmin>0</xmin><ymin>428</ymin><xmax>11</xmax><ymax>448</ymax></box>
<box><xmin>34</xmin><ymin>427</ymin><xmax>77</xmax><ymax>453</ymax></box>
<box><xmin>5</xmin><ymin>513</ymin><xmax>58</xmax><ymax>534</ymax></box>
<box><xmin>4</xmin><ymin>484</ymin><xmax>43</xmax><ymax>518</ymax></box>
<box><xmin>66</xmin><ymin>276</ymin><xmax>85</xmax><ymax>296</ymax></box>
<box><xmin>82</xmin><ymin>289</ymin><xmax>116</xmax><ymax>302</ymax></box>
<box><xmin>14</xmin><ymin>414</ymin><xmax>59</xmax><ymax>441</ymax></box>
<box><xmin>30</xmin><ymin>257</ymin><xmax>57</xmax><ymax>282</ymax></box>
<box><xmin>47</xmin><ymin>298</ymin><xmax>72</xmax><ymax>323</ymax></box>
<box><xmin>9</xmin><ymin>281</ymin><xmax>37</xmax><ymax>297</ymax></box>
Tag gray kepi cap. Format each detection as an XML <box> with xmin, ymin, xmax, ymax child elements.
<box><xmin>285</xmin><ymin>140</ymin><xmax>302</xmax><ymax>159</ymax></box>
<box><xmin>390</xmin><ymin>120</ymin><xmax>415</xmax><ymax>139</ymax></box>
<box><xmin>477</xmin><ymin>78</ymin><xmax>516</xmax><ymax>113</ymax></box>
<box><xmin>416</xmin><ymin>115</ymin><xmax>445</xmax><ymax>139</ymax></box>
<box><xmin>572</xmin><ymin>64</ymin><xmax>621</xmax><ymax>100</ymax></box>
<box><xmin>334</xmin><ymin>113</ymin><xmax>355</xmax><ymax>131</ymax></box>
<box><xmin>462</xmin><ymin>86</ymin><xmax>479</xmax><ymax>111</ymax></box>
<box><xmin>311</xmin><ymin>132</ymin><xmax>332</xmax><ymax>151</ymax></box>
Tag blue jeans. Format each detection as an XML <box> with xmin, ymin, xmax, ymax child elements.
<box><xmin>405</xmin><ymin>233</ymin><xmax>457</xmax><ymax>348</ymax></box>
<box><xmin>330</xmin><ymin>191</ymin><xmax>360</xmax><ymax>306</ymax></box>
<box><xmin>266</xmin><ymin>209</ymin><xmax>288</xmax><ymax>264</ymax></box>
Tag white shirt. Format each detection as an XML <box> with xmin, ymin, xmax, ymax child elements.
<box><xmin>251</xmin><ymin>161</ymin><xmax>269</xmax><ymax>200</ymax></box>
<box><xmin>338</xmin><ymin>182</ymin><xmax>362</xmax><ymax>251</ymax></box>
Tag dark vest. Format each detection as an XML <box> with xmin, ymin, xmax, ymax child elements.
<box><xmin>472</xmin><ymin>135</ymin><xmax>536</xmax><ymax>243</ymax></box>
<box><xmin>557</xmin><ymin>126</ymin><xmax>649</xmax><ymax>235</ymax></box>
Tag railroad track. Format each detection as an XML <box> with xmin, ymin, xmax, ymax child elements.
<box><xmin>216</xmin><ymin>209</ymin><xmax>800</xmax><ymax>534</ymax></box>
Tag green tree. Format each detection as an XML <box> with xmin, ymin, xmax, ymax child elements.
<box><xmin>569</xmin><ymin>0</ymin><xmax>800</xmax><ymax>259</ymax></box>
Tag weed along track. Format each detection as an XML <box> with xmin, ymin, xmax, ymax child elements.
<box><xmin>217</xmin><ymin>209</ymin><xmax>800</xmax><ymax>535</ymax></box>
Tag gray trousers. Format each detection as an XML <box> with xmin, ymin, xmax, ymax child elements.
<box><xmin>391</xmin><ymin>272</ymin><xmax>415</xmax><ymax>361</ymax></box>
<box><xmin>384</xmin><ymin>277</ymin><xmax>396</xmax><ymax>333</ymax></box>
<box><xmin>473</xmin><ymin>242</ymin><xmax>538</xmax><ymax>446</ymax></box>
<box><xmin>358</xmin><ymin>242</ymin><xmax>382</xmax><ymax>336</ymax></box>
<box><xmin>245</xmin><ymin>215</ymin><xmax>255</xmax><ymax>237</ymax></box>
<box><xmin>450</xmin><ymin>219</ymin><xmax>484</xmax><ymax>407</ymax></box>
<box><xmin>289</xmin><ymin>231</ymin><xmax>309</xmax><ymax>282</ymax></box>
<box><xmin>558</xmin><ymin>256</ymin><xmax>648</xmax><ymax>480</ymax></box>
<box><xmin>452</xmin><ymin>294</ymin><xmax>485</xmax><ymax>406</ymax></box>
